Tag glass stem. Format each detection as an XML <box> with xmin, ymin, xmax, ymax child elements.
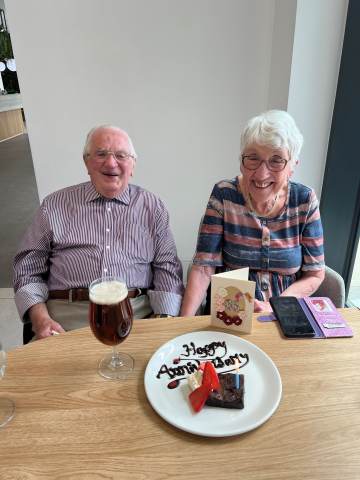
<box><xmin>110</xmin><ymin>346</ymin><xmax>123</xmax><ymax>369</ymax></box>
<box><xmin>111</xmin><ymin>347</ymin><xmax>117</xmax><ymax>368</ymax></box>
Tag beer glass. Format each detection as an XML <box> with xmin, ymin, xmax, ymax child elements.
<box><xmin>0</xmin><ymin>343</ymin><xmax>15</xmax><ymax>427</ymax></box>
<box><xmin>89</xmin><ymin>277</ymin><xmax>134</xmax><ymax>379</ymax></box>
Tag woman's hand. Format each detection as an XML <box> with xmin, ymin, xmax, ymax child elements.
<box><xmin>254</xmin><ymin>299</ymin><xmax>272</xmax><ymax>312</ymax></box>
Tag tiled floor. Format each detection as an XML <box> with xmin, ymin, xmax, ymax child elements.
<box><xmin>0</xmin><ymin>289</ymin><xmax>22</xmax><ymax>351</ymax></box>
<box><xmin>0</xmin><ymin>134</ymin><xmax>39</xmax><ymax>287</ymax></box>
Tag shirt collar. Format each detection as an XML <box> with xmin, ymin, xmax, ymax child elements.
<box><xmin>84</xmin><ymin>182</ymin><xmax>131</xmax><ymax>205</ymax></box>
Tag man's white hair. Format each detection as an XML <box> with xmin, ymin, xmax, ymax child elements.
<box><xmin>240</xmin><ymin>110</ymin><xmax>303</xmax><ymax>168</ymax></box>
<box><xmin>83</xmin><ymin>125</ymin><xmax>137</xmax><ymax>159</ymax></box>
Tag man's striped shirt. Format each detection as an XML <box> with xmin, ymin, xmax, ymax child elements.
<box><xmin>14</xmin><ymin>182</ymin><xmax>184</xmax><ymax>318</ymax></box>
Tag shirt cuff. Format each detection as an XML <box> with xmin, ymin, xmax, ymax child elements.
<box><xmin>147</xmin><ymin>290</ymin><xmax>182</xmax><ymax>316</ymax></box>
<box><xmin>14</xmin><ymin>283</ymin><xmax>49</xmax><ymax>321</ymax></box>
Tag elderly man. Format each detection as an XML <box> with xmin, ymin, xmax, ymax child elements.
<box><xmin>14</xmin><ymin>125</ymin><xmax>184</xmax><ymax>341</ymax></box>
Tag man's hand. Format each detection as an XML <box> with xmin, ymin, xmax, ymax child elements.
<box><xmin>29</xmin><ymin>303</ymin><xmax>65</xmax><ymax>340</ymax></box>
<box><xmin>254</xmin><ymin>299</ymin><xmax>272</xmax><ymax>313</ymax></box>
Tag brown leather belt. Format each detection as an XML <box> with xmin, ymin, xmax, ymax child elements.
<box><xmin>48</xmin><ymin>288</ymin><xmax>147</xmax><ymax>302</ymax></box>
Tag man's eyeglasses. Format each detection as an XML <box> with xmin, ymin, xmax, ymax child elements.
<box><xmin>241</xmin><ymin>154</ymin><xmax>288</xmax><ymax>172</ymax></box>
<box><xmin>91</xmin><ymin>150</ymin><xmax>136</xmax><ymax>162</ymax></box>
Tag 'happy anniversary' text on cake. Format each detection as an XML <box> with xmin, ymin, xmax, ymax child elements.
<box><xmin>155</xmin><ymin>340</ymin><xmax>249</xmax><ymax>389</ymax></box>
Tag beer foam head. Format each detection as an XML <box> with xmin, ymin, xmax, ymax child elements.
<box><xmin>89</xmin><ymin>280</ymin><xmax>128</xmax><ymax>305</ymax></box>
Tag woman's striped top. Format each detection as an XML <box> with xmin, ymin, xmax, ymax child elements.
<box><xmin>193</xmin><ymin>177</ymin><xmax>325</xmax><ymax>301</ymax></box>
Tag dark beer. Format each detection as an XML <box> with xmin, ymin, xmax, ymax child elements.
<box><xmin>89</xmin><ymin>280</ymin><xmax>133</xmax><ymax>346</ymax></box>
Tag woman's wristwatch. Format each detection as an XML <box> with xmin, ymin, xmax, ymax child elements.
<box><xmin>154</xmin><ymin>314</ymin><xmax>173</xmax><ymax>318</ymax></box>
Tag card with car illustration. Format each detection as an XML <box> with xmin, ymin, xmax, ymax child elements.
<box><xmin>210</xmin><ymin>268</ymin><xmax>256</xmax><ymax>333</ymax></box>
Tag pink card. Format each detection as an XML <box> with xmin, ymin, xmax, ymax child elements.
<box><xmin>303</xmin><ymin>297</ymin><xmax>353</xmax><ymax>338</ymax></box>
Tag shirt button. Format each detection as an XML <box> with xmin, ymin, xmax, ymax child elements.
<box><xmin>106</xmin><ymin>245</ymin><xmax>110</xmax><ymax>249</ymax></box>
<box><xmin>106</xmin><ymin>228</ymin><xmax>110</xmax><ymax>232</ymax></box>
<box><xmin>107</xmin><ymin>207</ymin><xmax>111</xmax><ymax>212</ymax></box>
<box><xmin>104</xmin><ymin>268</ymin><xmax>108</xmax><ymax>273</ymax></box>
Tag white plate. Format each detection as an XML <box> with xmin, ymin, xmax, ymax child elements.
<box><xmin>144</xmin><ymin>331</ymin><xmax>282</xmax><ymax>437</ymax></box>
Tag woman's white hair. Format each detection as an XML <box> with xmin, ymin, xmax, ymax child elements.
<box><xmin>240</xmin><ymin>110</ymin><xmax>303</xmax><ymax>168</ymax></box>
<box><xmin>83</xmin><ymin>125</ymin><xmax>137</xmax><ymax>159</ymax></box>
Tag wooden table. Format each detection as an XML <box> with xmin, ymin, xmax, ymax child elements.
<box><xmin>1</xmin><ymin>310</ymin><xmax>360</xmax><ymax>479</ymax></box>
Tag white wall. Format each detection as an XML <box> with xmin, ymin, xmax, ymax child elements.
<box><xmin>288</xmin><ymin>0</ymin><xmax>348</xmax><ymax>195</ymax></box>
<box><xmin>4</xmin><ymin>0</ymin><xmax>348</xmax><ymax>274</ymax></box>
<box><xmin>267</xmin><ymin>0</ymin><xmax>297</xmax><ymax>110</ymax></box>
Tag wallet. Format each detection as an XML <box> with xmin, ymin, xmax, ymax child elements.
<box><xmin>299</xmin><ymin>297</ymin><xmax>353</xmax><ymax>338</ymax></box>
<box><xmin>258</xmin><ymin>297</ymin><xmax>353</xmax><ymax>338</ymax></box>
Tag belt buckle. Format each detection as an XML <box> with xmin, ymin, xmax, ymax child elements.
<box><xmin>129</xmin><ymin>288</ymin><xmax>142</xmax><ymax>298</ymax></box>
<box><xmin>68</xmin><ymin>289</ymin><xmax>73</xmax><ymax>303</ymax></box>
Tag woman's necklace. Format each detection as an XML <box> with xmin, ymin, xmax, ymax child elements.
<box><xmin>246</xmin><ymin>192</ymin><xmax>278</xmax><ymax>218</ymax></box>
<box><xmin>239</xmin><ymin>176</ymin><xmax>288</xmax><ymax>218</ymax></box>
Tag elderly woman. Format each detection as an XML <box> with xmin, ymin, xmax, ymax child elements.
<box><xmin>180</xmin><ymin>110</ymin><xmax>325</xmax><ymax>315</ymax></box>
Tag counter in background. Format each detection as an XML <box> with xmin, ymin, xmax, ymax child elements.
<box><xmin>0</xmin><ymin>93</ymin><xmax>25</xmax><ymax>141</ymax></box>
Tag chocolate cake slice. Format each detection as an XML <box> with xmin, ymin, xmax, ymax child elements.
<box><xmin>206</xmin><ymin>373</ymin><xmax>245</xmax><ymax>409</ymax></box>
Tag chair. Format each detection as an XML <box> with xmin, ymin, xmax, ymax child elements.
<box><xmin>311</xmin><ymin>265</ymin><xmax>346</xmax><ymax>308</ymax></box>
<box><xmin>23</xmin><ymin>322</ymin><xmax>35</xmax><ymax>344</ymax></box>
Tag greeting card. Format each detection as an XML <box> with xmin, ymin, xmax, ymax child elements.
<box><xmin>210</xmin><ymin>268</ymin><xmax>255</xmax><ymax>333</ymax></box>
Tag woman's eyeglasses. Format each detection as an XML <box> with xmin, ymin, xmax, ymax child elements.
<box><xmin>241</xmin><ymin>154</ymin><xmax>288</xmax><ymax>172</ymax></box>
